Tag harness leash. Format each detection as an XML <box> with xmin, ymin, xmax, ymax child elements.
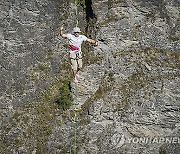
<box><xmin>69</xmin><ymin>1</ymin><xmax>80</xmax><ymax>153</ymax></box>
<box><xmin>75</xmin><ymin>0</ymin><xmax>79</xmax><ymax>27</ymax></box>
<box><xmin>69</xmin><ymin>82</ymin><xmax>79</xmax><ymax>154</ymax></box>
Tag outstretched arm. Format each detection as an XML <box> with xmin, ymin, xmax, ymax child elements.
<box><xmin>87</xmin><ymin>38</ymin><xmax>99</xmax><ymax>46</ymax></box>
<box><xmin>60</xmin><ymin>26</ymin><xmax>67</xmax><ymax>38</ymax></box>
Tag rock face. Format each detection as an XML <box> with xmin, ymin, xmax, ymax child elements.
<box><xmin>0</xmin><ymin>0</ymin><xmax>180</xmax><ymax>153</ymax></box>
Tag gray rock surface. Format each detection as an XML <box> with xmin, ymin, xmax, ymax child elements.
<box><xmin>0</xmin><ymin>0</ymin><xmax>180</xmax><ymax>153</ymax></box>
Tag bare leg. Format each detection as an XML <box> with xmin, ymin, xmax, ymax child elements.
<box><xmin>73</xmin><ymin>70</ymin><xmax>78</xmax><ymax>83</ymax></box>
<box><xmin>73</xmin><ymin>70</ymin><xmax>77</xmax><ymax>79</ymax></box>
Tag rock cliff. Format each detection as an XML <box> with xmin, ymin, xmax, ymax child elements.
<box><xmin>0</xmin><ymin>0</ymin><xmax>179</xmax><ymax>153</ymax></box>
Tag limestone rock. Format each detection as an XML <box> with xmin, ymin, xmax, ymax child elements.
<box><xmin>0</xmin><ymin>0</ymin><xmax>179</xmax><ymax>153</ymax></box>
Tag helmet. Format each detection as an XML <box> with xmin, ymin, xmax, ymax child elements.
<box><xmin>72</xmin><ymin>27</ymin><xmax>81</xmax><ymax>33</ymax></box>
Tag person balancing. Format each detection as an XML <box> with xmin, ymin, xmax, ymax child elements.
<box><xmin>60</xmin><ymin>26</ymin><xmax>99</xmax><ymax>83</ymax></box>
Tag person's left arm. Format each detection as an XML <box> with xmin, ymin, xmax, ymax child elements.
<box><xmin>86</xmin><ymin>38</ymin><xmax>99</xmax><ymax>46</ymax></box>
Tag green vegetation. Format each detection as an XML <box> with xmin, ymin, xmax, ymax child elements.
<box><xmin>38</xmin><ymin>63</ymin><xmax>50</xmax><ymax>72</ymax></box>
<box><xmin>75</xmin><ymin>0</ymin><xmax>86</xmax><ymax>9</ymax></box>
<box><xmin>159</xmin><ymin>147</ymin><xmax>167</xmax><ymax>154</ymax></box>
<box><xmin>107</xmin><ymin>0</ymin><xmax>115</xmax><ymax>9</ymax></box>
<box><xmin>113</xmin><ymin>48</ymin><xmax>180</xmax><ymax>111</ymax></box>
<box><xmin>26</xmin><ymin>103</ymin><xmax>55</xmax><ymax>153</ymax></box>
<box><xmin>169</xmin><ymin>35</ymin><xmax>179</xmax><ymax>42</ymax></box>
<box><xmin>80</xmin><ymin>72</ymin><xmax>115</xmax><ymax>116</ymax></box>
<box><xmin>56</xmin><ymin>78</ymin><xmax>73</xmax><ymax>110</ymax></box>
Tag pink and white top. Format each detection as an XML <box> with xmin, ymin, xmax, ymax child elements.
<box><xmin>67</xmin><ymin>34</ymin><xmax>87</xmax><ymax>53</ymax></box>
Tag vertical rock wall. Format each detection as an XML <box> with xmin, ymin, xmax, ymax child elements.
<box><xmin>0</xmin><ymin>0</ymin><xmax>76</xmax><ymax>106</ymax></box>
<box><xmin>0</xmin><ymin>0</ymin><xmax>180</xmax><ymax>153</ymax></box>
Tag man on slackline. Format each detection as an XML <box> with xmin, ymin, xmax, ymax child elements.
<box><xmin>60</xmin><ymin>26</ymin><xmax>99</xmax><ymax>83</ymax></box>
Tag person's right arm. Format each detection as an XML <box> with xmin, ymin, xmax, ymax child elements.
<box><xmin>60</xmin><ymin>26</ymin><xmax>67</xmax><ymax>38</ymax></box>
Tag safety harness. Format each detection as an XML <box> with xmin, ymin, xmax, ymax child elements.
<box><xmin>69</xmin><ymin>1</ymin><xmax>81</xmax><ymax>154</ymax></box>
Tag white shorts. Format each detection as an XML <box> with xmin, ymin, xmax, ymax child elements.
<box><xmin>69</xmin><ymin>52</ymin><xmax>83</xmax><ymax>71</ymax></box>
